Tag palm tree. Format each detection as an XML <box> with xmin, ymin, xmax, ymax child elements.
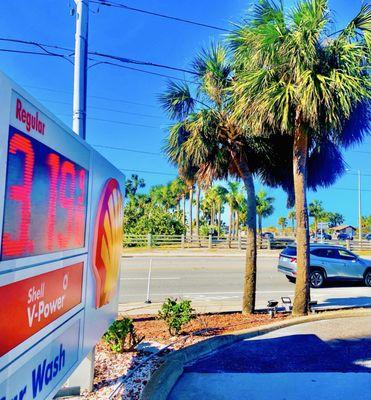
<box><xmin>160</xmin><ymin>45</ymin><xmax>265</xmax><ymax>314</ymax></box>
<box><xmin>231</xmin><ymin>0</ymin><xmax>370</xmax><ymax>315</ymax></box>
<box><xmin>278</xmin><ymin>217</ymin><xmax>288</xmax><ymax>235</ymax></box>
<box><xmin>226</xmin><ymin>182</ymin><xmax>242</xmax><ymax>240</ymax></box>
<box><xmin>125</xmin><ymin>174</ymin><xmax>145</xmax><ymax>198</ymax></box>
<box><xmin>309</xmin><ymin>200</ymin><xmax>325</xmax><ymax>235</ymax></box>
<box><xmin>288</xmin><ymin>210</ymin><xmax>296</xmax><ymax>235</ymax></box>
<box><xmin>256</xmin><ymin>191</ymin><xmax>275</xmax><ymax>237</ymax></box>
<box><xmin>213</xmin><ymin>186</ymin><xmax>228</xmax><ymax>237</ymax></box>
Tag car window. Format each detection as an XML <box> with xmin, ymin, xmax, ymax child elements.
<box><xmin>311</xmin><ymin>248</ymin><xmax>338</xmax><ymax>258</ymax></box>
<box><xmin>337</xmin><ymin>249</ymin><xmax>357</xmax><ymax>261</ymax></box>
<box><xmin>282</xmin><ymin>246</ymin><xmax>296</xmax><ymax>256</ymax></box>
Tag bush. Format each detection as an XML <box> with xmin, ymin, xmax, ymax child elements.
<box><xmin>103</xmin><ymin>317</ymin><xmax>144</xmax><ymax>353</ymax></box>
<box><xmin>157</xmin><ymin>298</ymin><xmax>196</xmax><ymax>336</ymax></box>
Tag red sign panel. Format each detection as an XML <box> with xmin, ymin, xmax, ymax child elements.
<box><xmin>0</xmin><ymin>263</ymin><xmax>83</xmax><ymax>356</ymax></box>
<box><xmin>1</xmin><ymin>127</ymin><xmax>88</xmax><ymax>260</ymax></box>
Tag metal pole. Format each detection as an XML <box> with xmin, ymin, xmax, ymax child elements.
<box><xmin>73</xmin><ymin>0</ymin><xmax>89</xmax><ymax>139</ymax></box>
<box><xmin>145</xmin><ymin>259</ymin><xmax>153</xmax><ymax>304</ymax></box>
<box><xmin>358</xmin><ymin>170</ymin><xmax>362</xmax><ymax>241</ymax></box>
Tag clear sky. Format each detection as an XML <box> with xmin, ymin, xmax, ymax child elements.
<box><xmin>0</xmin><ymin>0</ymin><xmax>370</xmax><ymax>228</ymax></box>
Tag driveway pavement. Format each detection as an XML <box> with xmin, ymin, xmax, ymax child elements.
<box><xmin>168</xmin><ymin>316</ymin><xmax>371</xmax><ymax>400</ymax></box>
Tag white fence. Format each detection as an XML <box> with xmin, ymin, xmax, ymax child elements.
<box><xmin>123</xmin><ymin>234</ymin><xmax>371</xmax><ymax>252</ymax></box>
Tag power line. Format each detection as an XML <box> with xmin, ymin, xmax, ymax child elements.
<box><xmin>91</xmin><ymin>0</ymin><xmax>231</xmax><ymax>32</ymax></box>
<box><xmin>118</xmin><ymin>168</ymin><xmax>176</xmax><ymax>176</ymax></box>
<box><xmin>57</xmin><ymin>113</ymin><xmax>160</xmax><ymax>129</ymax></box>
<box><xmin>92</xmin><ymin>144</ymin><xmax>161</xmax><ymax>155</ymax></box>
<box><xmin>89</xmin><ymin>50</ymin><xmax>198</xmax><ymax>76</ymax></box>
<box><xmin>39</xmin><ymin>98</ymin><xmax>163</xmax><ymax>119</ymax></box>
<box><xmin>88</xmin><ymin>59</ymin><xmax>194</xmax><ymax>83</ymax></box>
<box><xmin>0</xmin><ymin>37</ymin><xmax>197</xmax><ymax>77</ymax></box>
<box><xmin>24</xmin><ymin>84</ymin><xmax>158</xmax><ymax>108</ymax></box>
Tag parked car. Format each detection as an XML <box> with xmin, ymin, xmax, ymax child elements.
<box><xmin>278</xmin><ymin>244</ymin><xmax>371</xmax><ymax>288</ymax></box>
<box><xmin>365</xmin><ymin>233</ymin><xmax>371</xmax><ymax>241</ymax></box>
<box><xmin>312</xmin><ymin>232</ymin><xmax>332</xmax><ymax>240</ymax></box>
<box><xmin>262</xmin><ymin>232</ymin><xmax>274</xmax><ymax>240</ymax></box>
<box><xmin>337</xmin><ymin>233</ymin><xmax>353</xmax><ymax>240</ymax></box>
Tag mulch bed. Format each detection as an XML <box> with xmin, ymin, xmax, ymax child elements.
<box><xmin>78</xmin><ymin>311</ymin><xmax>287</xmax><ymax>400</ymax></box>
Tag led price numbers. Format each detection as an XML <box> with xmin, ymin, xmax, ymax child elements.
<box><xmin>1</xmin><ymin>127</ymin><xmax>89</xmax><ymax>260</ymax></box>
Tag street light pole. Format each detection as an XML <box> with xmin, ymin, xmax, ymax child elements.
<box><xmin>358</xmin><ymin>169</ymin><xmax>362</xmax><ymax>241</ymax></box>
<box><xmin>73</xmin><ymin>0</ymin><xmax>89</xmax><ymax>139</ymax></box>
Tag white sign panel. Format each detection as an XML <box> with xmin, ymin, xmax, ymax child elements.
<box><xmin>0</xmin><ymin>71</ymin><xmax>125</xmax><ymax>399</ymax></box>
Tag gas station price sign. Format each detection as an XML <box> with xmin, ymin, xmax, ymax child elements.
<box><xmin>0</xmin><ymin>126</ymin><xmax>89</xmax><ymax>260</ymax></box>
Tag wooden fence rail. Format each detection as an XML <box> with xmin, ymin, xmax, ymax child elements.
<box><xmin>123</xmin><ymin>234</ymin><xmax>371</xmax><ymax>252</ymax></box>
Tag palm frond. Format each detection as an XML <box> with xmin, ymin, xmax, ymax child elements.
<box><xmin>159</xmin><ymin>81</ymin><xmax>195</xmax><ymax>120</ymax></box>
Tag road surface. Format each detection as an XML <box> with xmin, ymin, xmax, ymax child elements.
<box><xmin>119</xmin><ymin>255</ymin><xmax>371</xmax><ymax>314</ymax></box>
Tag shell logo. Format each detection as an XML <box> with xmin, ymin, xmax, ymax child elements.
<box><xmin>92</xmin><ymin>178</ymin><xmax>123</xmax><ymax>308</ymax></box>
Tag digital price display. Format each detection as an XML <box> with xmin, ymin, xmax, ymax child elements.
<box><xmin>1</xmin><ymin>127</ymin><xmax>89</xmax><ymax>260</ymax></box>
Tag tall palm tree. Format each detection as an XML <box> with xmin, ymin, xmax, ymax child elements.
<box><xmin>231</xmin><ymin>0</ymin><xmax>370</xmax><ymax>315</ymax></box>
<box><xmin>160</xmin><ymin>45</ymin><xmax>265</xmax><ymax>314</ymax></box>
<box><xmin>288</xmin><ymin>210</ymin><xmax>296</xmax><ymax>235</ymax></box>
<box><xmin>309</xmin><ymin>200</ymin><xmax>325</xmax><ymax>234</ymax></box>
<box><xmin>256</xmin><ymin>191</ymin><xmax>275</xmax><ymax>237</ymax></box>
<box><xmin>213</xmin><ymin>186</ymin><xmax>228</xmax><ymax>237</ymax></box>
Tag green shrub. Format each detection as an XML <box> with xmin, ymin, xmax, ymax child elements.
<box><xmin>158</xmin><ymin>298</ymin><xmax>196</xmax><ymax>336</ymax></box>
<box><xmin>103</xmin><ymin>317</ymin><xmax>144</xmax><ymax>353</ymax></box>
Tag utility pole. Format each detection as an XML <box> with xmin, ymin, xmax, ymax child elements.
<box><xmin>73</xmin><ymin>0</ymin><xmax>89</xmax><ymax>139</ymax></box>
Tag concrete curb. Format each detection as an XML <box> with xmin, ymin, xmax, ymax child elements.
<box><xmin>141</xmin><ymin>308</ymin><xmax>371</xmax><ymax>400</ymax></box>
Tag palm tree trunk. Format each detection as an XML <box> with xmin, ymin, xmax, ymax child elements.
<box><xmin>258</xmin><ymin>215</ymin><xmax>263</xmax><ymax>249</ymax></box>
<box><xmin>218</xmin><ymin>205</ymin><xmax>221</xmax><ymax>238</ymax></box>
<box><xmin>182</xmin><ymin>194</ymin><xmax>186</xmax><ymax>226</ymax></box>
<box><xmin>237</xmin><ymin>212</ymin><xmax>239</xmax><ymax>237</ymax></box>
<box><xmin>189</xmin><ymin>188</ymin><xmax>193</xmax><ymax>238</ymax></box>
<box><xmin>292</xmin><ymin>122</ymin><xmax>310</xmax><ymax>316</ymax></box>
<box><xmin>228</xmin><ymin>208</ymin><xmax>233</xmax><ymax>248</ymax></box>
<box><xmin>241</xmin><ymin>169</ymin><xmax>257</xmax><ymax>315</ymax></box>
<box><xmin>196</xmin><ymin>185</ymin><xmax>200</xmax><ymax>237</ymax></box>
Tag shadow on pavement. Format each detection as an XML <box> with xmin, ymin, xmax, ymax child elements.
<box><xmin>185</xmin><ymin>334</ymin><xmax>371</xmax><ymax>373</ymax></box>
<box><xmin>318</xmin><ymin>296</ymin><xmax>371</xmax><ymax>307</ymax></box>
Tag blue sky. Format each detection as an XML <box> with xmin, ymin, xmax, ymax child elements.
<box><xmin>0</xmin><ymin>0</ymin><xmax>370</xmax><ymax>228</ymax></box>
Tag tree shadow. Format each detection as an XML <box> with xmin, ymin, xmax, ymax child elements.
<box><xmin>317</xmin><ymin>296</ymin><xmax>371</xmax><ymax>308</ymax></box>
<box><xmin>184</xmin><ymin>334</ymin><xmax>371</xmax><ymax>373</ymax></box>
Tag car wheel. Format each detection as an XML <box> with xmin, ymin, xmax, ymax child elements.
<box><xmin>310</xmin><ymin>270</ymin><xmax>325</xmax><ymax>288</ymax></box>
<box><xmin>286</xmin><ymin>275</ymin><xmax>296</xmax><ymax>283</ymax></box>
<box><xmin>364</xmin><ymin>271</ymin><xmax>371</xmax><ymax>287</ymax></box>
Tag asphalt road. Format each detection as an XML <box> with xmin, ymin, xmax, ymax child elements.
<box><xmin>119</xmin><ymin>255</ymin><xmax>371</xmax><ymax>314</ymax></box>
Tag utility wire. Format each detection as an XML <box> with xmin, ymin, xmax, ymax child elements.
<box><xmin>24</xmin><ymin>84</ymin><xmax>158</xmax><ymax>108</ymax></box>
<box><xmin>57</xmin><ymin>113</ymin><xmax>159</xmax><ymax>129</ymax></box>
<box><xmin>89</xmin><ymin>50</ymin><xmax>198</xmax><ymax>76</ymax></box>
<box><xmin>88</xmin><ymin>59</ymin><xmax>194</xmax><ymax>83</ymax></box>
<box><xmin>0</xmin><ymin>38</ymin><xmax>196</xmax><ymax>78</ymax></box>
<box><xmin>39</xmin><ymin>98</ymin><xmax>163</xmax><ymax>119</ymax></box>
<box><xmin>91</xmin><ymin>0</ymin><xmax>231</xmax><ymax>32</ymax></box>
<box><xmin>92</xmin><ymin>144</ymin><xmax>161</xmax><ymax>155</ymax></box>
<box><xmin>118</xmin><ymin>168</ymin><xmax>176</xmax><ymax>176</ymax></box>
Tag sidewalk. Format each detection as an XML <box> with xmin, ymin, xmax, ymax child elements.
<box><xmin>168</xmin><ymin>315</ymin><xmax>371</xmax><ymax>400</ymax></box>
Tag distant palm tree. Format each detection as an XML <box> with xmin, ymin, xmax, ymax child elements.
<box><xmin>288</xmin><ymin>210</ymin><xmax>296</xmax><ymax>235</ymax></box>
<box><xmin>256</xmin><ymin>191</ymin><xmax>275</xmax><ymax>237</ymax></box>
<box><xmin>309</xmin><ymin>200</ymin><xmax>325</xmax><ymax>234</ymax></box>
<box><xmin>231</xmin><ymin>0</ymin><xmax>370</xmax><ymax>315</ymax></box>
<box><xmin>226</xmin><ymin>182</ymin><xmax>242</xmax><ymax>240</ymax></box>
<box><xmin>278</xmin><ymin>217</ymin><xmax>288</xmax><ymax>235</ymax></box>
<box><xmin>125</xmin><ymin>174</ymin><xmax>145</xmax><ymax>197</ymax></box>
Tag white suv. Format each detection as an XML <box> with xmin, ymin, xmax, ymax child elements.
<box><xmin>278</xmin><ymin>244</ymin><xmax>371</xmax><ymax>288</ymax></box>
